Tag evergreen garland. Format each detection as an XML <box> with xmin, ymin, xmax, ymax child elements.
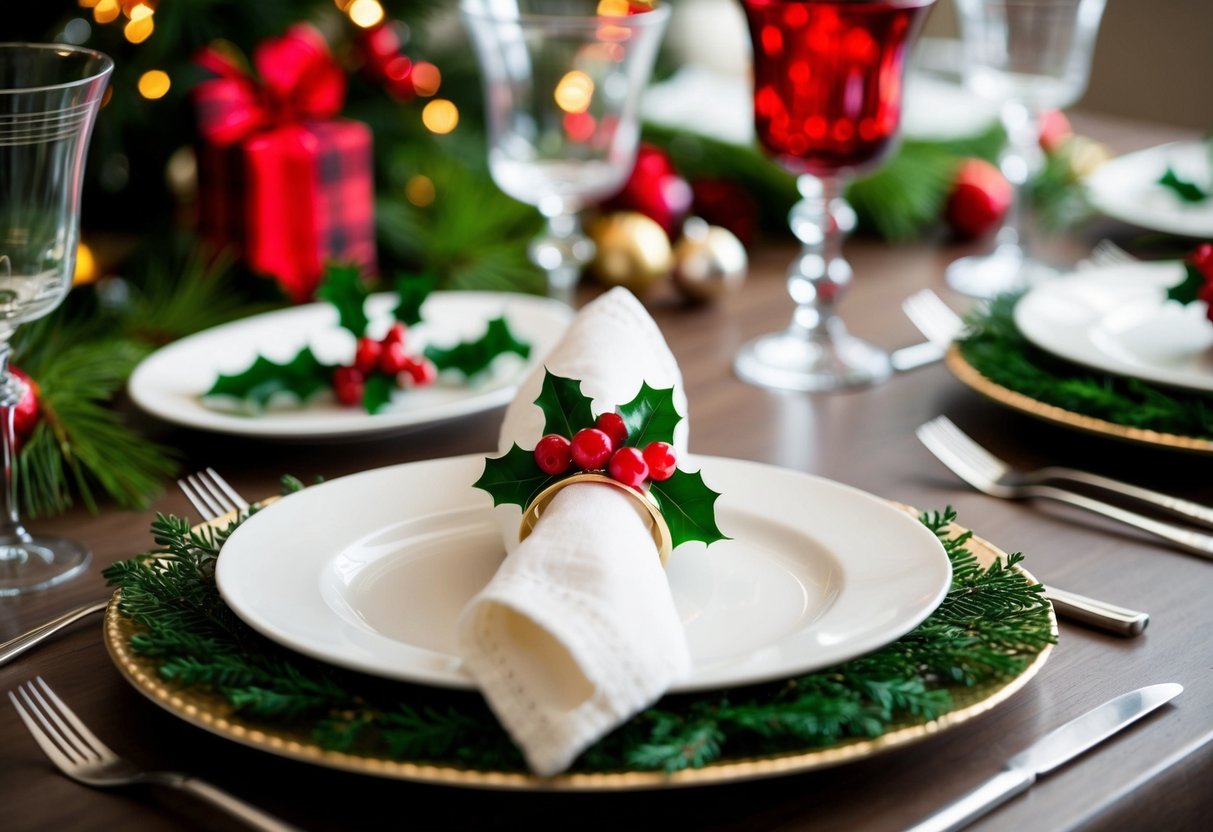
<box><xmin>103</xmin><ymin>503</ymin><xmax>1053</xmax><ymax>775</ymax></box>
<box><xmin>958</xmin><ymin>295</ymin><xmax>1213</xmax><ymax>440</ymax></box>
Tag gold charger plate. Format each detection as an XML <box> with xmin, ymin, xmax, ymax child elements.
<box><xmin>946</xmin><ymin>346</ymin><xmax>1213</xmax><ymax>455</ymax></box>
<box><xmin>103</xmin><ymin>511</ymin><xmax>1055</xmax><ymax>792</ymax></box>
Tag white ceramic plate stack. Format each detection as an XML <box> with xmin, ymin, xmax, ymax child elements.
<box><xmin>1085</xmin><ymin>141</ymin><xmax>1213</xmax><ymax>238</ymax></box>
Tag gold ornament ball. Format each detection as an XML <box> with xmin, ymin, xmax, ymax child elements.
<box><xmin>672</xmin><ymin>218</ymin><xmax>748</xmax><ymax>302</ymax></box>
<box><xmin>587</xmin><ymin>212</ymin><xmax>672</xmax><ymax>294</ymax></box>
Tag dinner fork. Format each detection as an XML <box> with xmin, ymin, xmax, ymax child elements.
<box><xmin>10</xmin><ymin>676</ymin><xmax>299</xmax><ymax>831</ymax></box>
<box><xmin>901</xmin><ymin>288</ymin><xmax>969</xmax><ymax>349</ymax></box>
<box><xmin>1084</xmin><ymin>239</ymin><xmax>1139</xmax><ymax>269</ymax></box>
<box><xmin>917</xmin><ymin>417</ymin><xmax>1213</xmax><ymax>560</ymax></box>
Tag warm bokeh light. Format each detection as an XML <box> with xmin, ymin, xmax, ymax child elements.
<box><xmin>597</xmin><ymin>0</ymin><xmax>629</xmax><ymax>15</ymax></box>
<box><xmin>348</xmin><ymin>0</ymin><xmax>385</xmax><ymax>28</ymax></box>
<box><xmin>405</xmin><ymin>175</ymin><xmax>436</xmax><ymax>207</ymax></box>
<box><xmin>421</xmin><ymin>99</ymin><xmax>458</xmax><ymax>134</ymax></box>
<box><xmin>332</xmin><ymin>0</ymin><xmax>354</xmax><ymax>10</ymax></box>
<box><xmin>77</xmin><ymin>0</ymin><xmax>101</xmax><ymax>8</ymax></box>
<box><xmin>73</xmin><ymin>242</ymin><xmax>97</xmax><ymax>286</ymax></box>
<box><xmin>411</xmin><ymin>62</ymin><xmax>441</xmax><ymax>97</ymax></box>
<box><xmin>554</xmin><ymin>70</ymin><xmax>594</xmax><ymax>114</ymax></box>
<box><xmin>93</xmin><ymin>0</ymin><xmax>120</xmax><ymax>24</ymax></box>
<box><xmin>124</xmin><ymin>14</ymin><xmax>154</xmax><ymax>43</ymax></box>
<box><xmin>137</xmin><ymin>69</ymin><xmax>170</xmax><ymax>99</ymax></box>
<box><xmin>128</xmin><ymin>2</ymin><xmax>153</xmax><ymax>20</ymax></box>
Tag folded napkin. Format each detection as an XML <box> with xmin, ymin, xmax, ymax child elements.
<box><xmin>458</xmin><ymin>287</ymin><xmax>692</xmax><ymax>776</ymax></box>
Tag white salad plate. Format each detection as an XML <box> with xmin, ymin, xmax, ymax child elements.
<box><xmin>1084</xmin><ymin>141</ymin><xmax>1213</xmax><ymax>238</ymax></box>
<box><xmin>1014</xmin><ymin>261</ymin><xmax>1213</xmax><ymax>393</ymax></box>
<box><xmin>127</xmin><ymin>291</ymin><xmax>572</xmax><ymax>440</ymax></box>
<box><xmin>215</xmin><ymin>454</ymin><xmax>952</xmax><ymax>693</ymax></box>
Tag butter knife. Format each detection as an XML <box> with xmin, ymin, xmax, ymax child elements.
<box><xmin>904</xmin><ymin>683</ymin><xmax>1183</xmax><ymax>832</ymax></box>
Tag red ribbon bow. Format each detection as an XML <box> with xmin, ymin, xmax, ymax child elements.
<box><xmin>194</xmin><ymin>24</ymin><xmax>346</xmax><ymax>146</ymax></box>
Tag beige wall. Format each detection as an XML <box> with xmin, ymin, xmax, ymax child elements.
<box><xmin>924</xmin><ymin>1</ymin><xmax>1213</xmax><ymax>130</ymax></box>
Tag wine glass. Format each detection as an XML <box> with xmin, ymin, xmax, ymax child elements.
<box><xmin>0</xmin><ymin>44</ymin><xmax>112</xmax><ymax>596</ymax></box>
<box><xmin>735</xmin><ymin>0</ymin><xmax>935</xmax><ymax>392</ymax></box>
<box><xmin>945</xmin><ymin>0</ymin><xmax>1106</xmax><ymax>298</ymax></box>
<box><xmin>461</xmin><ymin>0</ymin><xmax>670</xmax><ymax>305</ymax></box>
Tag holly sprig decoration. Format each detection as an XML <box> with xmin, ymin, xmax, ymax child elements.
<box><xmin>1165</xmin><ymin>243</ymin><xmax>1213</xmax><ymax>323</ymax></box>
<box><xmin>204</xmin><ymin>265</ymin><xmax>532</xmax><ymax>414</ymax></box>
<box><xmin>474</xmin><ymin>370</ymin><xmax>727</xmax><ymax>549</ymax></box>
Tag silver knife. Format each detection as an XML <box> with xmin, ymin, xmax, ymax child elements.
<box><xmin>904</xmin><ymin>683</ymin><xmax>1183</xmax><ymax>832</ymax></box>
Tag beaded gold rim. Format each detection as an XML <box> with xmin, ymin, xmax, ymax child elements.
<box><xmin>519</xmin><ymin>472</ymin><xmax>673</xmax><ymax>567</ymax></box>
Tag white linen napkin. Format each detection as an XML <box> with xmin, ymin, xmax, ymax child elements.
<box><xmin>457</xmin><ymin>286</ymin><xmax>692</xmax><ymax>777</ymax></box>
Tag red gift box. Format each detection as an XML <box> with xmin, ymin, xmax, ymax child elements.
<box><xmin>193</xmin><ymin>26</ymin><xmax>376</xmax><ymax>303</ymax></box>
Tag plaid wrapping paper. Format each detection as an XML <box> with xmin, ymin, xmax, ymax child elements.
<box><xmin>196</xmin><ymin>118</ymin><xmax>376</xmax><ymax>303</ymax></box>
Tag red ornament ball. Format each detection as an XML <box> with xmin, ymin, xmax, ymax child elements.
<box><xmin>608</xmin><ymin>446</ymin><xmax>649</xmax><ymax>488</ymax></box>
<box><xmin>534</xmin><ymin>434</ymin><xmax>573</xmax><ymax>476</ymax></box>
<box><xmin>571</xmin><ymin>427</ymin><xmax>614</xmax><ymax>471</ymax></box>
<box><xmin>642</xmin><ymin>441</ymin><xmax>677</xmax><ymax>481</ymax></box>
<box><xmin>595</xmin><ymin>412</ymin><xmax>628</xmax><ymax>449</ymax></box>
<box><xmin>603</xmin><ymin>143</ymin><xmax>692</xmax><ymax>237</ymax></box>
<box><xmin>944</xmin><ymin>158</ymin><xmax>1013</xmax><ymax>240</ymax></box>
<box><xmin>9</xmin><ymin>366</ymin><xmax>40</xmax><ymax>447</ymax></box>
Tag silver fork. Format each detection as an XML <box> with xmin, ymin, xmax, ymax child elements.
<box><xmin>0</xmin><ymin>470</ymin><xmax>248</xmax><ymax>669</ymax></box>
<box><xmin>1083</xmin><ymin>239</ymin><xmax>1139</xmax><ymax>269</ymax></box>
<box><xmin>918</xmin><ymin>416</ymin><xmax>1213</xmax><ymax>561</ymax></box>
<box><xmin>901</xmin><ymin>288</ymin><xmax>968</xmax><ymax>349</ymax></box>
<box><xmin>10</xmin><ymin>676</ymin><xmax>298</xmax><ymax>831</ymax></box>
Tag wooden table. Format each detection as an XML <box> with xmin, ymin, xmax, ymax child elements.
<box><xmin>4</xmin><ymin>113</ymin><xmax>1211</xmax><ymax>831</ymax></box>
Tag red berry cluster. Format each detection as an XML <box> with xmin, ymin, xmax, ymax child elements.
<box><xmin>332</xmin><ymin>323</ymin><xmax>437</xmax><ymax>406</ymax></box>
<box><xmin>533</xmin><ymin>412</ymin><xmax>677</xmax><ymax>489</ymax></box>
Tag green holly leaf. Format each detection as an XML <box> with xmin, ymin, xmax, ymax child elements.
<box><xmin>424</xmin><ymin>317</ymin><xmax>531</xmax><ymax>378</ymax></box>
<box><xmin>618</xmin><ymin>382</ymin><xmax>682</xmax><ymax>449</ymax></box>
<box><xmin>1158</xmin><ymin>168</ymin><xmax>1209</xmax><ymax>203</ymax></box>
<box><xmin>394</xmin><ymin>273</ymin><xmax>438</xmax><ymax>326</ymax></box>
<box><xmin>473</xmin><ymin>443</ymin><xmax>560</xmax><ymax>508</ymax></box>
<box><xmin>362</xmin><ymin>374</ymin><xmax>395</xmax><ymax>415</ymax></box>
<box><xmin>649</xmin><ymin>468</ymin><xmax>728</xmax><ymax>549</ymax></box>
<box><xmin>316</xmin><ymin>263</ymin><xmax>370</xmax><ymax>336</ymax></box>
<box><xmin>205</xmin><ymin>347</ymin><xmax>331</xmax><ymax>410</ymax></box>
<box><xmin>534</xmin><ymin>370</ymin><xmax>595</xmax><ymax>439</ymax></box>
<box><xmin>1166</xmin><ymin>262</ymin><xmax>1207</xmax><ymax>305</ymax></box>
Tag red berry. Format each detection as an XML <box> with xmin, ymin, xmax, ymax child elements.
<box><xmin>353</xmin><ymin>337</ymin><xmax>382</xmax><ymax>374</ymax></box>
<box><xmin>9</xmin><ymin>366</ymin><xmax>39</xmax><ymax>446</ymax></box>
<box><xmin>406</xmin><ymin>357</ymin><xmax>437</xmax><ymax>386</ymax></box>
<box><xmin>944</xmin><ymin>158</ymin><xmax>1012</xmax><ymax>240</ymax></box>
<box><xmin>534</xmin><ymin>434</ymin><xmax>572</xmax><ymax>475</ymax></box>
<box><xmin>595</xmin><ymin>412</ymin><xmax>628</xmax><ymax>449</ymax></box>
<box><xmin>608</xmin><ymin>446</ymin><xmax>649</xmax><ymax>488</ymax></box>
<box><xmin>1038</xmin><ymin>109</ymin><xmax>1073</xmax><ymax>154</ymax></box>
<box><xmin>383</xmin><ymin>323</ymin><xmax>407</xmax><ymax>345</ymax></box>
<box><xmin>332</xmin><ymin>366</ymin><xmax>365</xmax><ymax>406</ymax></box>
<box><xmin>642</xmin><ymin>441</ymin><xmax>677</xmax><ymax>481</ymax></box>
<box><xmin>378</xmin><ymin>341</ymin><xmax>410</xmax><ymax>375</ymax></box>
<box><xmin>570</xmin><ymin>427</ymin><xmax>614</xmax><ymax>471</ymax></box>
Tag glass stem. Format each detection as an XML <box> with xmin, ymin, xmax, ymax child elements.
<box><xmin>787</xmin><ymin>174</ymin><xmax>856</xmax><ymax>337</ymax></box>
<box><xmin>529</xmin><ymin>211</ymin><xmax>594</xmax><ymax>306</ymax></box>
<box><xmin>996</xmin><ymin>101</ymin><xmax>1044</xmax><ymax>257</ymax></box>
<box><xmin>0</xmin><ymin>335</ymin><xmax>31</xmax><ymax>554</ymax></box>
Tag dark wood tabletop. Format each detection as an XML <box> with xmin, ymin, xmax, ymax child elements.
<box><xmin>3</xmin><ymin>112</ymin><xmax>1211</xmax><ymax>832</ymax></box>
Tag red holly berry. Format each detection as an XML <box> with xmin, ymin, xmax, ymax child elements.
<box><xmin>944</xmin><ymin>158</ymin><xmax>1013</xmax><ymax>240</ymax></box>
<box><xmin>406</xmin><ymin>356</ymin><xmax>437</xmax><ymax>386</ymax></box>
<box><xmin>642</xmin><ymin>441</ymin><xmax>677</xmax><ymax>481</ymax></box>
<box><xmin>382</xmin><ymin>323</ymin><xmax>407</xmax><ymax>345</ymax></box>
<box><xmin>570</xmin><ymin>427</ymin><xmax>614</xmax><ymax>471</ymax></box>
<box><xmin>9</xmin><ymin>366</ymin><xmax>40</xmax><ymax>446</ymax></box>
<box><xmin>1038</xmin><ymin>109</ymin><xmax>1073</xmax><ymax>154</ymax></box>
<box><xmin>1189</xmin><ymin>243</ymin><xmax>1213</xmax><ymax>282</ymax></box>
<box><xmin>353</xmin><ymin>337</ymin><xmax>382</xmax><ymax>374</ymax></box>
<box><xmin>608</xmin><ymin>446</ymin><xmax>649</xmax><ymax>488</ymax></box>
<box><xmin>378</xmin><ymin>341</ymin><xmax>410</xmax><ymax>375</ymax></box>
<box><xmin>595</xmin><ymin>412</ymin><xmax>628</xmax><ymax>449</ymax></box>
<box><xmin>534</xmin><ymin>434</ymin><xmax>573</xmax><ymax>475</ymax></box>
<box><xmin>332</xmin><ymin>366</ymin><xmax>365</xmax><ymax>406</ymax></box>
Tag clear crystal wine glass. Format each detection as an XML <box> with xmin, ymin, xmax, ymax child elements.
<box><xmin>461</xmin><ymin>0</ymin><xmax>670</xmax><ymax>304</ymax></box>
<box><xmin>945</xmin><ymin>0</ymin><xmax>1106</xmax><ymax>298</ymax></box>
<box><xmin>735</xmin><ymin>0</ymin><xmax>936</xmax><ymax>391</ymax></box>
<box><xmin>0</xmin><ymin>44</ymin><xmax>112</xmax><ymax>596</ymax></box>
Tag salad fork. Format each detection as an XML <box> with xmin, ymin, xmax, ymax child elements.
<box><xmin>917</xmin><ymin>417</ymin><xmax>1213</xmax><ymax>560</ymax></box>
<box><xmin>10</xmin><ymin>676</ymin><xmax>299</xmax><ymax>832</ymax></box>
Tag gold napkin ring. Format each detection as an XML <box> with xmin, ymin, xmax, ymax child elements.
<box><xmin>519</xmin><ymin>473</ymin><xmax>673</xmax><ymax>567</ymax></box>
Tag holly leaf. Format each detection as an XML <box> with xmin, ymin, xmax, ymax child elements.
<box><xmin>205</xmin><ymin>347</ymin><xmax>331</xmax><ymax>410</ymax></box>
<box><xmin>618</xmin><ymin>383</ymin><xmax>682</xmax><ymax>448</ymax></box>
<box><xmin>424</xmin><ymin>317</ymin><xmax>531</xmax><ymax>378</ymax></box>
<box><xmin>362</xmin><ymin>374</ymin><xmax>395</xmax><ymax>415</ymax></box>
<box><xmin>1158</xmin><ymin>168</ymin><xmax>1209</xmax><ymax>203</ymax></box>
<box><xmin>649</xmin><ymin>468</ymin><xmax>728</xmax><ymax>548</ymax></box>
<box><xmin>473</xmin><ymin>443</ymin><xmax>560</xmax><ymax>508</ymax></box>
<box><xmin>394</xmin><ymin>273</ymin><xmax>438</xmax><ymax>326</ymax></box>
<box><xmin>534</xmin><ymin>370</ymin><xmax>594</xmax><ymax>439</ymax></box>
<box><xmin>317</xmin><ymin>263</ymin><xmax>371</xmax><ymax>336</ymax></box>
<box><xmin>1166</xmin><ymin>262</ymin><xmax>1207</xmax><ymax>305</ymax></box>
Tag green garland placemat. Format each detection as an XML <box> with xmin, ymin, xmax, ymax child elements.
<box><xmin>102</xmin><ymin>504</ymin><xmax>1055</xmax><ymax>790</ymax></box>
<box><xmin>952</xmin><ymin>295</ymin><xmax>1213</xmax><ymax>453</ymax></box>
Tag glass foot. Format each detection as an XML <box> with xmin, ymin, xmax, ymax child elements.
<box><xmin>946</xmin><ymin>246</ymin><xmax>1060</xmax><ymax>299</ymax></box>
<box><xmin>735</xmin><ymin>327</ymin><xmax>892</xmax><ymax>392</ymax></box>
<box><xmin>0</xmin><ymin>535</ymin><xmax>90</xmax><ymax>596</ymax></box>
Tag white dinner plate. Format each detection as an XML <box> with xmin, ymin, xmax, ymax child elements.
<box><xmin>127</xmin><ymin>291</ymin><xmax>573</xmax><ymax>441</ymax></box>
<box><xmin>215</xmin><ymin>455</ymin><xmax>952</xmax><ymax>693</ymax></box>
<box><xmin>1084</xmin><ymin>141</ymin><xmax>1213</xmax><ymax>238</ymax></box>
<box><xmin>1014</xmin><ymin>262</ymin><xmax>1213</xmax><ymax>393</ymax></box>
